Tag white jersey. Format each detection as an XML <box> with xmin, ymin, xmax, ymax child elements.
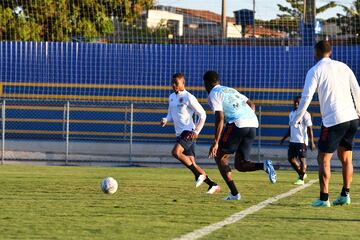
<box><xmin>294</xmin><ymin>58</ymin><xmax>360</xmax><ymax>127</ymax></box>
<box><xmin>289</xmin><ymin>110</ymin><xmax>312</xmax><ymax>145</ymax></box>
<box><xmin>165</xmin><ymin>90</ymin><xmax>206</xmax><ymax>136</ymax></box>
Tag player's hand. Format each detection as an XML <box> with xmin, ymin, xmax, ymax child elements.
<box><xmin>208</xmin><ymin>142</ymin><xmax>218</xmax><ymax>158</ymax></box>
<box><xmin>310</xmin><ymin>142</ymin><xmax>316</xmax><ymax>151</ymax></box>
<box><xmin>190</xmin><ymin>131</ymin><xmax>199</xmax><ymax>140</ymax></box>
<box><xmin>160</xmin><ymin>118</ymin><xmax>167</xmax><ymax>127</ymax></box>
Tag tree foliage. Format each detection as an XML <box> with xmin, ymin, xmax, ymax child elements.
<box><xmin>277</xmin><ymin>0</ymin><xmax>337</xmax><ymax>19</ymax></box>
<box><xmin>274</xmin><ymin>0</ymin><xmax>336</xmax><ymax>36</ymax></box>
<box><xmin>336</xmin><ymin>0</ymin><xmax>360</xmax><ymax>38</ymax></box>
<box><xmin>0</xmin><ymin>0</ymin><xmax>153</xmax><ymax>41</ymax></box>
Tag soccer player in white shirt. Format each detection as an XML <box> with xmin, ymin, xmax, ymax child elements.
<box><xmin>161</xmin><ymin>73</ymin><xmax>220</xmax><ymax>194</ymax></box>
<box><xmin>292</xmin><ymin>40</ymin><xmax>360</xmax><ymax>207</ymax></box>
<box><xmin>280</xmin><ymin>96</ymin><xmax>315</xmax><ymax>185</ymax></box>
<box><xmin>203</xmin><ymin>70</ymin><xmax>277</xmax><ymax>201</ymax></box>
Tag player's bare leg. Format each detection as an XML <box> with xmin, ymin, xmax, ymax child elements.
<box><xmin>188</xmin><ymin>156</ymin><xmax>205</xmax><ymax>175</ymax></box>
<box><xmin>333</xmin><ymin>146</ymin><xmax>352</xmax><ymax>205</ymax></box>
<box><xmin>215</xmin><ymin>149</ymin><xmax>238</xmax><ymax>199</ymax></box>
<box><xmin>299</xmin><ymin>157</ymin><xmax>307</xmax><ymax>177</ymax></box>
<box><xmin>337</xmin><ymin>146</ymin><xmax>353</xmax><ymax>189</ymax></box>
<box><xmin>317</xmin><ymin>151</ymin><xmax>332</xmax><ymax>196</ymax></box>
<box><xmin>288</xmin><ymin>156</ymin><xmax>306</xmax><ymax>179</ymax></box>
<box><xmin>172</xmin><ymin>143</ymin><xmax>193</xmax><ymax>166</ymax></box>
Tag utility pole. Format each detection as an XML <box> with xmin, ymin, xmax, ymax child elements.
<box><xmin>303</xmin><ymin>0</ymin><xmax>316</xmax><ymax>45</ymax></box>
<box><xmin>253</xmin><ymin>0</ymin><xmax>255</xmax><ymax>38</ymax></box>
<box><xmin>221</xmin><ymin>0</ymin><xmax>227</xmax><ymax>39</ymax></box>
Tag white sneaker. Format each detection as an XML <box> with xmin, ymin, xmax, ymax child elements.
<box><xmin>195</xmin><ymin>175</ymin><xmax>206</xmax><ymax>188</ymax></box>
<box><xmin>223</xmin><ymin>193</ymin><xmax>241</xmax><ymax>200</ymax></box>
<box><xmin>206</xmin><ymin>185</ymin><xmax>221</xmax><ymax>194</ymax></box>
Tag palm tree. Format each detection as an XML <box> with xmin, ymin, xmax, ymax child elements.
<box><xmin>277</xmin><ymin>0</ymin><xmax>337</xmax><ymax>19</ymax></box>
<box><xmin>336</xmin><ymin>0</ymin><xmax>360</xmax><ymax>39</ymax></box>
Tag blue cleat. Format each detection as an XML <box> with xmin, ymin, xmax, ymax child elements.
<box><xmin>333</xmin><ymin>195</ymin><xmax>351</xmax><ymax>206</ymax></box>
<box><xmin>264</xmin><ymin>159</ymin><xmax>277</xmax><ymax>184</ymax></box>
<box><xmin>311</xmin><ymin>199</ymin><xmax>330</xmax><ymax>207</ymax></box>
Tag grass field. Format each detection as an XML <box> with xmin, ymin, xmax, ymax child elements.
<box><xmin>0</xmin><ymin>164</ymin><xmax>359</xmax><ymax>240</ymax></box>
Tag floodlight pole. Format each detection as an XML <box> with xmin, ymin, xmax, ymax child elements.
<box><xmin>258</xmin><ymin>105</ymin><xmax>262</xmax><ymax>162</ymax></box>
<box><xmin>303</xmin><ymin>0</ymin><xmax>316</xmax><ymax>45</ymax></box>
<box><xmin>129</xmin><ymin>102</ymin><xmax>133</xmax><ymax>165</ymax></box>
<box><xmin>253</xmin><ymin>0</ymin><xmax>256</xmax><ymax>38</ymax></box>
<box><xmin>1</xmin><ymin>100</ymin><xmax>5</xmax><ymax>164</ymax></box>
<box><xmin>65</xmin><ymin>101</ymin><xmax>70</xmax><ymax>165</ymax></box>
<box><xmin>221</xmin><ymin>0</ymin><xmax>227</xmax><ymax>40</ymax></box>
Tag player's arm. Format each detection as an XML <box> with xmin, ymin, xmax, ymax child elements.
<box><xmin>208</xmin><ymin>91</ymin><xmax>224</xmax><ymax>158</ymax></box>
<box><xmin>306</xmin><ymin>112</ymin><xmax>316</xmax><ymax>151</ymax></box>
<box><xmin>209</xmin><ymin>110</ymin><xmax>224</xmax><ymax>158</ymax></box>
<box><xmin>307</xmin><ymin>126</ymin><xmax>316</xmax><ymax>151</ymax></box>
<box><xmin>161</xmin><ymin>103</ymin><xmax>172</xmax><ymax>127</ymax></box>
<box><xmin>246</xmin><ymin>99</ymin><xmax>255</xmax><ymax>112</ymax></box>
<box><xmin>349</xmin><ymin>69</ymin><xmax>360</xmax><ymax>117</ymax></box>
<box><xmin>188</xmin><ymin>95</ymin><xmax>206</xmax><ymax>138</ymax></box>
<box><xmin>280</xmin><ymin>127</ymin><xmax>290</xmax><ymax>145</ymax></box>
<box><xmin>293</xmin><ymin>69</ymin><xmax>318</xmax><ymax>126</ymax></box>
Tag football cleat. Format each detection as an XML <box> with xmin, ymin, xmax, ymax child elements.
<box><xmin>195</xmin><ymin>174</ymin><xmax>206</xmax><ymax>188</ymax></box>
<box><xmin>333</xmin><ymin>195</ymin><xmax>351</xmax><ymax>206</ymax></box>
<box><xmin>223</xmin><ymin>193</ymin><xmax>241</xmax><ymax>201</ymax></box>
<box><xmin>206</xmin><ymin>185</ymin><xmax>221</xmax><ymax>194</ymax></box>
<box><xmin>311</xmin><ymin>199</ymin><xmax>330</xmax><ymax>207</ymax></box>
<box><xmin>264</xmin><ymin>159</ymin><xmax>277</xmax><ymax>184</ymax></box>
<box><xmin>294</xmin><ymin>178</ymin><xmax>304</xmax><ymax>185</ymax></box>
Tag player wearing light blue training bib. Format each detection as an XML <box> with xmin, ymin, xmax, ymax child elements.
<box><xmin>203</xmin><ymin>70</ymin><xmax>277</xmax><ymax>201</ymax></box>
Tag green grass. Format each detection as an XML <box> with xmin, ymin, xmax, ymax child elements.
<box><xmin>0</xmin><ymin>164</ymin><xmax>359</xmax><ymax>240</ymax></box>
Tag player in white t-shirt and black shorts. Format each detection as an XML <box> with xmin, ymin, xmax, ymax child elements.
<box><xmin>161</xmin><ymin>73</ymin><xmax>220</xmax><ymax>194</ymax></box>
<box><xmin>293</xmin><ymin>41</ymin><xmax>360</xmax><ymax>207</ymax></box>
<box><xmin>280</xmin><ymin>96</ymin><xmax>315</xmax><ymax>185</ymax></box>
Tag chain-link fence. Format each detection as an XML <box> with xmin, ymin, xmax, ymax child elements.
<box><xmin>1</xmin><ymin>100</ymin><xmax>358</xmax><ymax>169</ymax></box>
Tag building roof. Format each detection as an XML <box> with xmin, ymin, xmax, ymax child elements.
<box><xmin>245</xmin><ymin>25</ymin><xmax>286</xmax><ymax>38</ymax></box>
<box><xmin>176</xmin><ymin>7</ymin><xmax>285</xmax><ymax>38</ymax></box>
<box><xmin>176</xmin><ymin>7</ymin><xmax>235</xmax><ymax>24</ymax></box>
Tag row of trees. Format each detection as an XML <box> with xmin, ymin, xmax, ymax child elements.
<box><xmin>0</xmin><ymin>0</ymin><xmax>153</xmax><ymax>41</ymax></box>
<box><xmin>0</xmin><ymin>0</ymin><xmax>359</xmax><ymax>42</ymax></box>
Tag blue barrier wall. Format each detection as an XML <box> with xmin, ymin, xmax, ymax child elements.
<box><xmin>0</xmin><ymin>42</ymin><xmax>359</xmax><ymax>145</ymax></box>
<box><xmin>1</xmin><ymin>42</ymin><xmax>359</xmax><ymax>102</ymax></box>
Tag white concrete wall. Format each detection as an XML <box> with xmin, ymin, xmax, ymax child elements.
<box><xmin>146</xmin><ymin>10</ymin><xmax>184</xmax><ymax>36</ymax></box>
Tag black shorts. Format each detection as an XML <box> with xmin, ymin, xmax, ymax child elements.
<box><xmin>176</xmin><ymin>130</ymin><xmax>195</xmax><ymax>157</ymax></box>
<box><xmin>318</xmin><ymin>119</ymin><xmax>359</xmax><ymax>153</ymax></box>
<box><xmin>219</xmin><ymin>123</ymin><xmax>256</xmax><ymax>161</ymax></box>
<box><xmin>288</xmin><ymin>142</ymin><xmax>307</xmax><ymax>159</ymax></box>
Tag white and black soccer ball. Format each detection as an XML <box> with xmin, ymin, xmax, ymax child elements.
<box><xmin>101</xmin><ymin>177</ymin><xmax>118</xmax><ymax>194</ymax></box>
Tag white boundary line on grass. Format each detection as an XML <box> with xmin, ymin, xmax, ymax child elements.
<box><xmin>174</xmin><ymin>179</ymin><xmax>318</xmax><ymax>240</ymax></box>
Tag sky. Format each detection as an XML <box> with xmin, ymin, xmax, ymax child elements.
<box><xmin>156</xmin><ymin>0</ymin><xmax>354</xmax><ymax>20</ymax></box>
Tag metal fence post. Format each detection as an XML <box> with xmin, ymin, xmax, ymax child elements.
<box><xmin>65</xmin><ymin>101</ymin><xmax>70</xmax><ymax>165</ymax></box>
<box><xmin>129</xmin><ymin>102</ymin><xmax>134</xmax><ymax>165</ymax></box>
<box><xmin>1</xmin><ymin>100</ymin><xmax>5</xmax><ymax>165</ymax></box>
<box><xmin>258</xmin><ymin>105</ymin><xmax>262</xmax><ymax>162</ymax></box>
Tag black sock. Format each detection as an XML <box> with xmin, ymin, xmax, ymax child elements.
<box><xmin>226</xmin><ymin>180</ymin><xmax>238</xmax><ymax>196</ymax></box>
<box><xmin>299</xmin><ymin>173</ymin><xmax>304</xmax><ymax>180</ymax></box>
<box><xmin>187</xmin><ymin>164</ymin><xmax>201</xmax><ymax>179</ymax></box>
<box><xmin>320</xmin><ymin>192</ymin><xmax>329</xmax><ymax>201</ymax></box>
<box><xmin>341</xmin><ymin>187</ymin><xmax>350</xmax><ymax>197</ymax></box>
<box><xmin>204</xmin><ymin>176</ymin><xmax>217</xmax><ymax>187</ymax></box>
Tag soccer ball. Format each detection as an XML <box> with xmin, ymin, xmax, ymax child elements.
<box><xmin>101</xmin><ymin>177</ymin><xmax>118</xmax><ymax>194</ymax></box>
